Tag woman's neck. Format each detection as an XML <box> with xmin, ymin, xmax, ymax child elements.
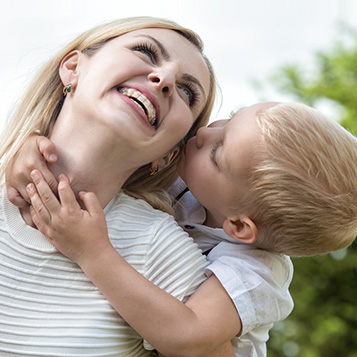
<box><xmin>47</xmin><ymin>113</ymin><xmax>137</xmax><ymax>209</ymax></box>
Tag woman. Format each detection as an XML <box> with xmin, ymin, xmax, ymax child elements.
<box><xmin>0</xmin><ymin>17</ymin><xmax>222</xmax><ymax>356</ymax></box>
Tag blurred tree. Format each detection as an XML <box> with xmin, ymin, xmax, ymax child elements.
<box><xmin>265</xmin><ymin>26</ymin><xmax>357</xmax><ymax>357</ymax></box>
<box><xmin>269</xmin><ymin>25</ymin><xmax>357</xmax><ymax>133</ymax></box>
<box><xmin>268</xmin><ymin>246</ymin><xmax>357</xmax><ymax>357</ymax></box>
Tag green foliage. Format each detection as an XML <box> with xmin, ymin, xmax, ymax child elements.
<box><xmin>270</xmin><ymin>26</ymin><xmax>357</xmax><ymax>134</ymax></box>
<box><xmin>268</xmin><ymin>244</ymin><xmax>357</xmax><ymax>356</ymax></box>
<box><xmin>266</xmin><ymin>26</ymin><xmax>357</xmax><ymax>356</ymax></box>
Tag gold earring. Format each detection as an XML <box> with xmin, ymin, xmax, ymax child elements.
<box><xmin>150</xmin><ymin>166</ymin><xmax>159</xmax><ymax>176</ymax></box>
<box><xmin>63</xmin><ymin>83</ymin><xmax>72</xmax><ymax>96</ymax></box>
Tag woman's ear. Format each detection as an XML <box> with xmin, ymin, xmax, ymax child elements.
<box><xmin>163</xmin><ymin>147</ymin><xmax>180</xmax><ymax>167</ymax></box>
<box><xmin>151</xmin><ymin>146</ymin><xmax>180</xmax><ymax>171</ymax></box>
<box><xmin>59</xmin><ymin>51</ymin><xmax>81</xmax><ymax>88</ymax></box>
<box><xmin>222</xmin><ymin>216</ymin><xmax>258</xmax><ymax>244</ymax></box>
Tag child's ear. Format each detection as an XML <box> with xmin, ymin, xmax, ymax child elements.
<box><xmin>59</xmin><ymin>51</ymin><xmax>81</xmax><ymax>88</ymax></box>
<box><xmin>222</xmin><ymin>216</ymin><xmax>258</xmax><ymax>244</ymax></box>
<box><xmin>151</xmin><ymin>146</ymin><xmax>180</xmax><ymax>171</ymax></box>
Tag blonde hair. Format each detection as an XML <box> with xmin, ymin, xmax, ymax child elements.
<box><xmin>239</xmin><ymin>103</ymin><xmax>357</xmax><ymax>257</ymax></box>
<box><xmin>0</xmin><ymin>17</ymin><xmax>217</xmax><ymax>214</ymax></box>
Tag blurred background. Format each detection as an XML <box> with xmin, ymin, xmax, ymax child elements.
<box><xmin>1</xmin><ymin>1</ymin><xmax>356</xmax><ymax>356</ymax></box>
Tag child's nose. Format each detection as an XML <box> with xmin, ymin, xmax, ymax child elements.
<box><xmin>196</xmin><ymin>126</ymin><xmax>210</xmax><ymax>148</ymax></box>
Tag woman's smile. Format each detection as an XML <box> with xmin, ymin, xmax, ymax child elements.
<box><xmin>116</xmin><ymin>86</ymin><xmax>159</xmax><ymax>128</ymax></box>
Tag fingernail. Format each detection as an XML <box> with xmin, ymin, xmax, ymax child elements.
<box><xmin>30</xmin><ymin>170</ymin><xmax>39</xmax><ymax>179</ymax></box>
<box><xmin>26</xmin><ymin>183</ymin><xmax>34</xmax><ymax>193</ymax></box>
<box><xmin>49</xmin><ymin>154</ymin><xmax>57</xmax><ymax>162</ymax></box>
<box><xmin>78</xmin><ymin>191</ymin><xmax>87</xmax><ymax>198</ymax></box>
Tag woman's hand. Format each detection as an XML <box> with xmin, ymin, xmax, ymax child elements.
<box><xmin>5</xmin><ymin>135</ymin><xmax>58</xmax><ymax>207</ymax></box>
<box><xmin>27</xmin><ymin>170</ymin><xmax>112</xmax><ymax>266</ymax></box>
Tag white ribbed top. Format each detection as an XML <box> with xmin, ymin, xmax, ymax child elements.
<box><xmin>0</xmin><ymin>187</ymin><xmax>208</xmax><ymax>356</ymax></box>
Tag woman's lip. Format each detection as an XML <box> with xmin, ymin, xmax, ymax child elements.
<box><xmin>121</xmin><ymin>85</ymin><xmax>161</xmax><ymax>127</ymax></box>
<box><xmin>116</xmin><ymin>89</ymin><xmax>156</xmax><ymax>130</ymax></box>
<box><xmin>135</xmin><ymin>85</ymin><xmax>161</xmax><ymax>123</ymax></box>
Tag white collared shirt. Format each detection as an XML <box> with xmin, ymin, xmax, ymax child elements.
<box><xmin>169</xmin><ymin>178</ymin><xmax>294</xmax><ymax>357</ymax></box>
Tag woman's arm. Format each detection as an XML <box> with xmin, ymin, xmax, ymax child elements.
<box><xmin>28</xmin><ymin>171</ymin><xmax>240</xmax><ymax>357</ymax></box>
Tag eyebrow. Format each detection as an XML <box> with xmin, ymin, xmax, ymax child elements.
<box><xmin>134</xmin><ymin>34</ymin><xmax>207</xmax><ymax>101</ymax></box>
<box><xmin>182</xmin><ymin>74</ymin><xmax>207</xmax><ymax>102</ymax></box>
<box><xmin>230</xmin><ymin>106</ymin><xmax>246</xmax><ymax>117</ymax></box>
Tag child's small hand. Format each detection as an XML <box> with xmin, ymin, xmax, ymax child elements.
<box><xmin>6</xmin><ymin>135</ymin><xmax>58</xmax><ymax>207</ymax></box>
<box><xmin>27</xmin><ymin>170</ymin><xmax>111</xmax><ymax>267</ymax></box>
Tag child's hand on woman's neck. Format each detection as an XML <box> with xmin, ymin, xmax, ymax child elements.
<box><xmin>46</xmin><ymin>112</ymin><xmax>138</xmax><ymax>210</ymax></box>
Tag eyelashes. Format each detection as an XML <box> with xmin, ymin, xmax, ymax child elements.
<box><xmin>229</xmin><ymin>110</ymin><xmax>237</xmax><ymax>118</ymax></box>
<box><xmin>179</xmin><ymin>82</ymin><xmax>200</xmax><ymax>107</ymax></box>
<box><xmin>210</xmin><ymin>144</ymin><xmax>219</xmax><ymax>166</ymax></box>
<box><xmin>132</xmin><ymin>42</ymin><xmax>159</xmax><ymax>63</ymax></box>
<box><xmin>131</xmin><ymin>41</ymin><xmax>200</xmax><ymax>108</ymax></box>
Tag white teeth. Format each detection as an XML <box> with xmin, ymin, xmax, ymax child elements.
<box><xmin>119</xmin><ymin>88</ymin><xmax>157</xmax><ymax>126</ymax></box>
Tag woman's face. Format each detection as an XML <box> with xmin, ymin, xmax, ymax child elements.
<box><xmin>68</xmin><ymin>28</ymin><xmax>211</xmax><ymax>167</ymax></box>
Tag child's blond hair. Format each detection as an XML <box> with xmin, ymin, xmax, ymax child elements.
<box><xmin>239</xmin><ymin>103</ymin><xmax>357</xmax><ymax>257</ymax></box>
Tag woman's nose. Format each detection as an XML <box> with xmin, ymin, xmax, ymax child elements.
<box><xmin>148</xmin><ymin>64</ymin><xmax>177</xmax><ymax>96</ymax></box>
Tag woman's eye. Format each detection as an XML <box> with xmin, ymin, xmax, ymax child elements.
<box><xmin>179</xmin><ymin>84</ymin><xmax>199</xmax><ymax>107</ymax></box>
<box><xmin>132</xmin><ymin>43</ymin><xmax>158</xmax><ymax>63</ymax></box>
<box><xmin>181</xmin><ymin>87</ymin><xmax>192</xmax><ymax>100</ymax></box>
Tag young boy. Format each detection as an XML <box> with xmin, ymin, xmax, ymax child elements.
<box><xmin>6</xmin><ymin>102</ymin><xmax>357</xmax><ymax>356</ymax></box>
<box><xmin>174</xmin><ymin>101</ymin><xmax>357</xmax><ymax>257</ymax></box>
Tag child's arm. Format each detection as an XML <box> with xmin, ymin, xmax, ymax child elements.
<box><xmin>156</xmin><ymin>342</ymin><xmax>234</xmax><ymax>357</ymax></box>
<box><xmin>28</xmin><ymin>171</ymin><xmax>240</xmax><ymax>357</ymax></box>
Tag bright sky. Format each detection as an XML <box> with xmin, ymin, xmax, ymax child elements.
<box><xmin>0</xmin><ymin>0</ymin><xmax>356</xmax><ymax>130</ymax></box>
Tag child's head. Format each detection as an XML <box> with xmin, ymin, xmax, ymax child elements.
<box><xmin>178</xmin><ymin>102</ymin><xmax>357</xmax><ymax>257</ymax></box>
